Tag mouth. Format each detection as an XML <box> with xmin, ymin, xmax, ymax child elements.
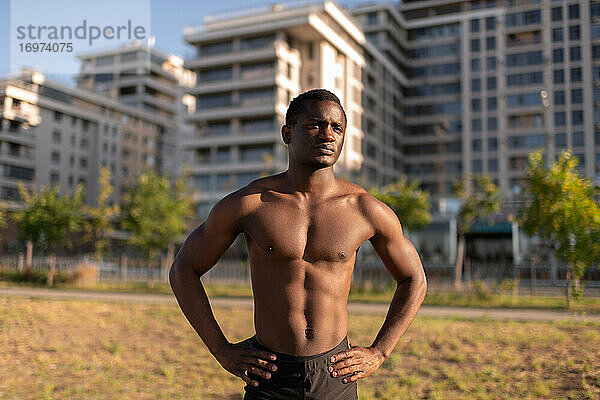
<box><xmin>313</xmin><ymin>144</ymin><xmax>335</xmax><ymax>154</ymax></box>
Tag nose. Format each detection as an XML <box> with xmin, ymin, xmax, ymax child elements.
<box><xmin>318</xmin><ymin>124</ymin><xmax>335</xmax><ymax>141</ymax></box>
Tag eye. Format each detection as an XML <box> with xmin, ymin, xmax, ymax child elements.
<box><xmin>333</xmin><ymin>126</ymin><xmax>344</xmax><ymax>133</ymax></box>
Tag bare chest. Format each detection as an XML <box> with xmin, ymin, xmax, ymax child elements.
<box><xmin>242</xmin><ymin>199</ymin><xmax>372</xmax><ymax>263</ymax></box>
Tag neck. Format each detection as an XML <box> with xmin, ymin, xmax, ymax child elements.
<box><xmin>285</xmin><ymin>163</ymin><xmax>336</xmax><ymax>196</ymax></box>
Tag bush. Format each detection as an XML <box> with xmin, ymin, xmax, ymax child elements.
<box><xmin>0</xmin><ymin>267</ymin><xmax>74</xmax><ymax>285</ymax></box>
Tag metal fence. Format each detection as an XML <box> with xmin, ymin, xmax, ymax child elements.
<box><xmin>2</xmin><ymin>254</ymin><xmax>599</xmax><ymax>294</ymax></box>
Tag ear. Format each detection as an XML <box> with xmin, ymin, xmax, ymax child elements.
<box><xmin>281</xmin><ymin>125</ymin><xmax>292</xmax><ymax>145</ymax></box>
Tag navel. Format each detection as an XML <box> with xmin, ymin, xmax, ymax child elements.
<box><xmin>304</xmin><ymin>327</ymin><xmax>314</xmax><ymax>339</ymax></box>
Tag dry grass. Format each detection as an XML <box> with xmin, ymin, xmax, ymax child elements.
<box><xmin>0</xmin><ymin>296</ymin><xmax>598</xmax><ymax>399</ymax></box>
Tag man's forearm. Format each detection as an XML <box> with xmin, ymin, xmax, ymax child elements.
<box><xmin>370</xmin><ymin>275</ymin><xmax>427</xmax><ymax>358</ymax></box>
<box><xmin>169</xmin><ymin>264</ymin><xmax>229</xmax><ymax>358</ymax></box>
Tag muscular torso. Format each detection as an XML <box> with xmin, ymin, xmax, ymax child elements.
<box><xmin>238</xmin><ymin>175</ymin><xmax>374</xmax><ymax>356</ymax></box>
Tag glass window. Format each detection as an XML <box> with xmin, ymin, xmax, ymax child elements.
<box><xmin>571</xmin><ymin>67</ymin><xmax>582</xmax><ymax>82</ymax></box>
<box><xmin>592</xmin><ymin>2</ymin><xmax>600</xmax><ymax>18</ymax></box>
<box><xmin>552</xmin><ymin>6</ymin><xmax>562</xmax><ymax>22</ymax></box>
<box><xmin>573</xmin><ymin>131</ymin><xmax>584</xmax><ymax>146</ymax></box>
<box><xmin>505</xmin><ymin>10</ymin><xmax>541</xmax><ymax>27</ymax></box>
<box><xmin>488</xmin><ymin>138</ymin><xmax>498</xmax><ymax>151</ymax></box>
<box><xmin>471</xmin><ymin>58</ymin><xmax>481</xmax><ymax>71</ymax></box>
<box><xmin>568</xmin><ymin>4</ymin><xmax>579</xmax><ymax>19</ymax></box>
<box><xmin>471</xmin><ymin>39</ymin><xmax>480</xmax><ymax>52</ymax></box>
<box><xmin>486</xmin><ymin>17</ymin><xmax>495</xmax><ymax>31</ymax></box>
<box><xmin>553</xmin><ymin>48</ymin><xmax>564</xmax><ymax>63</ymax></box>
<box><xmin>555</xmin><ymin>111</ymin><xmax>566</xmax><ymax>126</ymax></box>
<box><xmin>487</xmin><ymin>76</ymin><xmax>497</xmax><ymax>90</ymax></box>
<box><xmin>569</xmin><ymin>25</ymin><xmax>581</xmax><ymax>40</ymax></box>
<box><xmin>572</xmin><ymin>110</ymin><xmax>584</xmax><ymax>125</ymax></box>
<box><xmin>554</xmin><ymin>69</ymin><xmax>565</xmax><ymax>84</ymax></box>
<box><xmin>554</xmin><ymin>90</ymin><xmax>565</xmax><ymax>104</ymax></box>
<box><xmin>506</xmin><ymin>92</ymin><xmax>542</xmax><ymax>108</ymax></box>
<box><xmin>488</xmin><ymin>158</ymin><xmax>498</xmax><ymax>172</ymax></box>
<box><xmin>472</xmin><ymin>98</ymin><xmax>482</xmax><ymax>112</ymax></box>
<box><xmin>488</xmin><ymin>117</ymin><xmax>498</xmax><ymax>131</ymax></box>
<box><xmin>472</xmin><ymin>78</ymin><xmax>481</xmax><ymax>91</ymax></box>
<box><xmin>592</xmin><ymin>24</ymin><xmax>600</xmax><ymax>39</ymax></box>
<box><xmin>486</xmin><ymin>37</ymin><xmax>496</xmax><ymax>50</ymax></box>
<box><xmin>555</xmin><ymin>133</ymin><xmax>567</xmax><ymax>147</ymax></box>
<box><xmin>487</xmin><ymin>97</ymin><xmax>497</xmax><ymax>111</ymax></box>
<box><xmin>486</xmin><ymin>56</ymin><xmax>496</xmax><ymax>70</ymax></box>
<box><xmin>570</xmin><ymin>46</ymin><xmax>581</xmax><ymax>61</ymax></box>
<box><xmin>471</xmin><ymin>19</ymin><xmax>480</xmax><ymax>32</ymax></box>
<box><xmin>506</xmin><ymin>51</ymin><xmax>543</xmax><ymax>67</ymax></box>
<box><xmin>472</xmin><ymin>139</ymin><xmax>482</xmax><ymax>151</ymax></box>
<box><xmin>552</xmin><ymin>27</ymin><xmax>563</xmax><ymax>42</ymax></box>
<box><xmin>472</xmin><ymin>119</ymin><xmax>482</xmax><ymax>132</ymax></box>
<box><xmin>472</xmin><ymin>159</ymin><xmax>482</xmax><ymax>173</ymax></box>
<box><xmin>571</xmin><ymin>88</ymin><xmax>583</xmax><ymax>103</ymax></box>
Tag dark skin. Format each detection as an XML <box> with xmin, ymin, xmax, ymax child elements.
<box><xmin>170</xmin><ymin>99</ymin><xmax>427</xmax><ymax>388</ymax></box>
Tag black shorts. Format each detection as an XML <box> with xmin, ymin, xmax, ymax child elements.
<box><xmin>243</xmin><ymin>335</ymin><xmax>358</xmax><ymax>400</ymax></box>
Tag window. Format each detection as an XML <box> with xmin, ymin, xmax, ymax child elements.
<box><xmin>592</xmin><ymin>23</ymin><xmax>600</xmax><ymax>39</ymax></box>
<box><xmin>487</xmin><ymin>97</ymin><xmax>497</xmax><ymax>111</ymax></box>
<box><xmin>571</xmin><ymin>88</ymin><xmax>583</xmax><ymax>103</ymax></box>
<box><xmin>570</xmin><ymin>46</ymin><xmax>581</xmax><ymax>61</ymax></box>
<box><xmin>472</xmin><ymin>159</ymin><xmax>482</xmax><ymax>173</ymax></box>
<box><xmin>488</xmin><ymin>138</ymin><xmax>498</xmax><ymax>151</ymax></box>
<box><xmin>552</xmin><ymin>27</ymin><xmax>563</xmax><ymax>42</ymax></box>
<box><xmin>552</xmin><ymin>6</ymin><xmax>562</xmax><ymax>21</ymax></box>
<box><xmin>472</xmin><ymin>139</ymin><xmax>482</xmax><ymax>151</ymax></box>
<box><xmin>488</xmin><ymin>117</ymin><xmax>498</xmax><ymax>131</ymax></box>
<box><xmin>50</xmin><ymin>172</ymin><xmax>59</xmax><ymax>186</ymax></box>
<box><xmin>486</xmin><ymin>37</ymin><xmax>496</xmax><ymax>50</ymax></box>
<box><xmin>80</xmin><ymin>158</ymin><xmax>88</xmax><ymax>168</ymax></box>
<box><xmin>472</xmin><ymin>98</ymin><xmax>482</xmax><ymax>112</ymax></box>
<box><xmin>593</xmin><ymin>45</ymin><xmax>600</xmax><ymax>59</ymax></box>
<box><xmin>51</xmin><ymin>151</ymin><xmax>60</xmax><ymax>163</ymax></box>
<box><xmin>506</xmin><ymin>92</ymin><xmax>542</xmax><ymax>108</ymax></box>
<box><xmin>54</xmin><ymin>111</ymin><xmax>62</xmax><ymax>121</ymax></box>
<box><xmin>487</xmin><ymin>76</ymin><xmax>497</xmax><ymax>90</ymax></box>
<box><xmin>488</xmin><ymin>158</ymin><xmax>498</xmax><ymax>172</ymax></box>
<box><xmin>554</xmin><ymin>69</ymin><xmax>565</xmax><ymax>84</ymax></box>
<box><xmin>486</xmin><ymin>56</ymin><xmax>496</xmax><ymax>70</ymax></box>
<box><xmin>555</xmin><ymin>90</ymin><xmax>565</xmax><ymax>104</ymax></box>
<box><xmin>573</xmin><ymin>131</ymin><xmax>584</xmax><ymax>146</ymax></box>
<box><xmin>486</xmin><ymin>17</ymin><xmax>495</xmax><ymax>31</ymax></box>
<box><xmin>569</xmin><ymin>25</ymin><xmax>580</xmax><ymax>40</ymax></box>
<box><xmin>471</xmin><ymin>19</ymin><xmax>480</xmax><ymax>32</ymax></box>
<box><xmin>568</xmin><ymin>4</ymin><xmax>579</xmax><ymax>19</ymax></box>
<box><xmin>572</xmin><ymin>110</ymin><xmax>584</xmax><ymax>125</ymax></box>
<box><xmin>472</xmin><ymin>78</ymin><xmax>481</xmax><ymax>91</ymax></box>
<box><xmin>553</xmin><ymin>48</ymin><xmax>564</xmax><ymax>63</ymax></box>
<box><xmin>505</xmin><ymin>10</ymin><xmax>541</xmax><ymax>27</ymax></box>
<box><xmin>472</xmin><ymin>119</ymin><xmax>482</xmax><ymax>132</ymax></box>
<box><xmin>52</xmin><ymin>130</ymin><xmax>61</xmax><ymax>143</ymax></box>
<box><xmin>471</xmin><ymin>58</ymin><xmax>481</xmax><ymax>72</ymax></box>
<box><xmin>471</xmin><ymin>39</ymin><xmax>480</xmax><ymax>52</ymax></box>
<box><xmin>571</xmin><ymin>67</ymin><xmax>582</xmax><ymax>82</ymax></box>
<box><xmin>555</xmin><ymin>133</ymin><xmax>567</xmax><ymax>147</ymax></box>
<box><xmin>555</xmin><ymin>111</ymin><xmax>566</xmax><ymax>126</ymax></box>
<box><xmin>506</xmin><ymin>51</ymin><xmax>543</xmax><ymax>67</ymax></box>
<box><xmin>507</xmin><ymin>71</ymin><xmax>544</xmax><ymax>86</ymax></box>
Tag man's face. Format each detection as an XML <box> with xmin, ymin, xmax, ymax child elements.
<box><xmin>282</xmin><ymin>99</ymin><xmax>346</xmax><ymax>169</ymax></box>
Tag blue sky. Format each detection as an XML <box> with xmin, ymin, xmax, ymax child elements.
<box><xmin>0</xmin><ymin>0</ymin><xmax>381</xmax><ymax>84</ymax></box>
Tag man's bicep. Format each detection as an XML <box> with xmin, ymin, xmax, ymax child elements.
<box><xmin>368</xmin><ymin>201</ymin><xmax>424</xmax><ymax>284</ymax></box>
<box><xmin>174</xmin><ymin>197</ymin><xmax>242</xmax><ymax>276</ymax></box>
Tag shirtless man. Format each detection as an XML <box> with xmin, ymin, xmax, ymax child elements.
<box><xmin>170</xmin><ymin>89</ymin><xmax>427</xmax><ymax>399</ymax></box>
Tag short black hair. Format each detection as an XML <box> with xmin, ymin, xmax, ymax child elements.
<box><xmin>285</xmin><ymin>89</ymin><xmax>347</xmax><ymax>127</ymax></box>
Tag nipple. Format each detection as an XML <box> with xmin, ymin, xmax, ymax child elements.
<box><xmin>304</xmin><ymin>328</ymin><xmax>314</xmax><ymax>339</ymax></box>
<box><xmin>338</xmin><ymin>251</ymin><xmax>346</xmax><ymax>259</ymax></box>
<box><xmin>267</xmin><ymin>245</ymin><xmax>274</xmax><ymax>254</ymax></box>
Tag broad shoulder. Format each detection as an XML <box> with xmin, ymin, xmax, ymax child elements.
<box><xmin>338</xmin><ymin>181</ymin><xmax>401</xmax><ymax>236</ymax></box>
<box><xmin>212</xmin><ymin>174</ymin><xmax>284</xmax><ymax>215</ymax></box>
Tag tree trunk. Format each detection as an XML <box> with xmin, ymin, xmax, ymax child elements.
<box><xmin>454</xmin><ymin>235</ymin><xmax>465</xmax><ymax>291</ymax></box>
<box><xmin>530</xmin><ymin>256</ymin><xmax>537</xmax><ymax>299</ymax></box>
<box><xmin>566</xmin><ymin>261</ymin><xmax>573</xmax><ymax>308</ymax></box>
<box><xmin>164</xmin><ymin>242</ymin><xmax>175</xmax><ymax>283</ymax></box>
<box><xmin>26</xmin><ymin>241</ymin><xmax>33</xmax><ymax>268</ymax></box>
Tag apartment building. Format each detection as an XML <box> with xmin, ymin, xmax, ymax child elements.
<box><xmin>182</xmin><ymin>1</ymin><xmax>405</xmax><ymax>217</ymax></box>
<box><xmin>396</xmin><ymin>0</ymin><xmax>600</xmax><ymax>200</ymax></box>
<box><xmin>0</xmin><ymin>69</ymin><xmax>168</xmax><ymax>205</ymax></box>
<box><xmin>76</xmin><ymin>42</ymin><xmax>196</xmax><ymax>177</ymax></box>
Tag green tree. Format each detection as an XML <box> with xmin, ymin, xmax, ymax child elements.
<box><xmin>520</xmin><ymin>150</ymin><xmax>600</xmax><ymax>306</ymax></box>
<box><xmin>83</xmin><ymin>167</ymin><xmax>120</xmax><ymax>262</ymax></box>
<box><xmin>122</xmin><ymin>171</ymin><xmax>195</xmax><ymax>263</ymax></box>
<box><xmin>369</xmin><ymin>176</ymin><xmax>432</xmax><ymax>234</ymax></box>
<box><xmin>453</xmin><ymin>174</ymin><xmax>501</xmax><ymax>290</ymax></box>
<box><xmin>13</xmin><ymin>183</ymin><xmax>84</xmax><ymax>254</ymax></box>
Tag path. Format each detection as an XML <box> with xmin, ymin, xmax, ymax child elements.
<box><xmin>1</xmin><ymin>287</ymin><xmax>598</xmax><ymax>323</ymax></box>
